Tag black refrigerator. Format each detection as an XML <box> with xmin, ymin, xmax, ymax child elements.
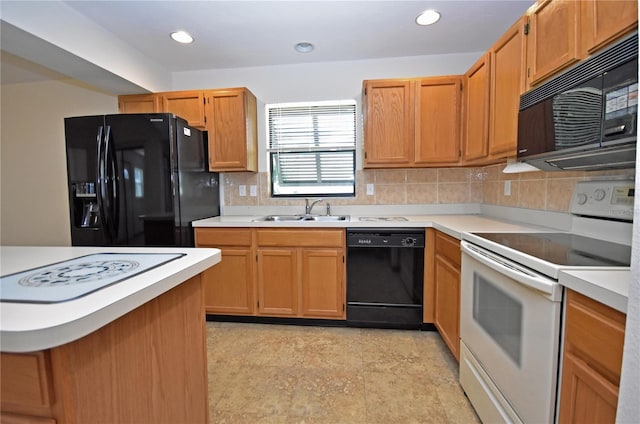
<box><xmin>65</xmin><ymin>113</ymin><xmax>220</xmax><ymax>247</ymax></box>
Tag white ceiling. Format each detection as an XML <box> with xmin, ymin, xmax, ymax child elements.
<box><xmin>1</xmin><ymin>0</ymin><xmax>533</xmax><ymax>86</ymax></box>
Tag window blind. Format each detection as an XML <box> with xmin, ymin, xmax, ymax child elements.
<box><xmin>267</xmin><ymin>101</ymin><xmax>356</xmax><ymax>196</ymax></box>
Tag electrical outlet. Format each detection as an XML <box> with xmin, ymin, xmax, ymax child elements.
<box><xmin>239</xmin><ymin>185</ymin><xmax>246</xmax><ymax>196</ymax></box>
<box><xmin>366</xmin><ymin>183</ymin><xmax>375</xmax><ymax>196</ymax></box>
<box><xmin>249</xmin><ymin>185</ymin><xmax>257</xmax><ymax>197</ymax></box>
<box><xmin>504</xmin><ymin>180</ymin><xmax>511</xmax><ymax>196</ymax></box>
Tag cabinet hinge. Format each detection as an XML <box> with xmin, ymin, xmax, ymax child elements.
<box><xmin>364</xmin><ymin>87</ymin><xmax>367</xmax><ymax>96</ymax></box>
<box><xmin>364</xmin><ymin>152</ymin><xmax>367</xmax><ymax>159</ymax></box>
<box><xmin>342</xmin><ymin>303</ymin><xmax>345</xmax><ymax>312</ymax></box>
<box><xmin>459</xmin><ymin>149</ymin><xmax>462</xmax><ymax>158</ymax></box>
<box><xmin>524</xmin><ymin>22</ymin><xmax>529</xmax><ymax>35</ymax></box>
<box><xmin>460</xmin><ymin>82</ymin><xmax>463</xmax><ymax>91</ymax></box>
<box><xmin>343</xmin><ymin>255</ymin><xmax>345</xmax><ymax>263</ymax></box>
<box><xmin>527</xmin><ymin>68</ymin><xmax>530</xmax><ymax>78</ymax></box>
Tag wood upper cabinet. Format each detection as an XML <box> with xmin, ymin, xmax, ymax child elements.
<box><xmin>489</xmin><ymin>17</ymin><xmax>528</xmax><ymax>158</ymax></box>
<box><xmin>256</xmin><ymin>229</ymin><xmax>345</xmax><ymax>319</ymax></box>
<box><xmin>161</xmin><ymin>90</ymin><xmax>206</xmax><ymax>128</ymax></box>
<box><xmin>362</xmin><ymin>79</ymin><xmax>414</xmax><ymax>167</ymax></box>
<box><xmin>558</xmin><ymin>289</ymin><xmax>626</xmax><ymax>424</ymax></box>
<box><xmin>463</xmin><ymin>53</ymin><xmax>491</xmax><ymax>163</ymax></box>
<box><xmin>118</xmin><ymin>93</ymin><xmax>163</xmax><ymax>114</ymax></box>
<box><xmin>527</xmin><ymin>0</ymin><xmax>581</xmax><ymax>87</ymax></box>
<box><xmin>363</xmin><ymin>77</ymin><xmax>462</xmax><ymax>168</ymax></box>
<box><xmin>581</xmin><ymin>0</ymin><xmax>638</xmax><ymax>56</ymax></box>
<box><xmin>430</xmin><ymin>229</ymin><xmax>461</xmax><ymax>362</ymax></box>
<box><xmin>205</xmin><ymin>88</ymin><xmax>258</xmax><ymax>172</ymax></box>
<box><xmin>194</xmin><ymin>228</ymin><xmax>255</xmax><ymax>315</ymax></box>
<box><xmin>415</xmin><ymin>76</ymin><xmax>462</xmax><ymax>165</ymax></box>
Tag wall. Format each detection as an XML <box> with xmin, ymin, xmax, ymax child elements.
<box><xmin>0</xmin><ymin>79</ymin><xmax>117</xmax><ymax>246</ymax></box>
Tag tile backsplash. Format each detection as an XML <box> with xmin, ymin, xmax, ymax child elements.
<box><xmin>222</xmin><ymin>164</ymin><xmax>635</xmax><ymax>213</ymax></box>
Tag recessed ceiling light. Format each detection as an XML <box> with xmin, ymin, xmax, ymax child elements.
<box><xmin>294</xmin><ymin>42</ymin><xmax>314</xmax><ymax>53</ymax></box>
<box><xmin>416</xmin><ymin>9</ymin><xmax>441</xmax><ymax>26</ymax></box>
<box><xmin>170</xmin><ymin>31</ymin><xmax>194</xmax><ymax>44</ymax></box>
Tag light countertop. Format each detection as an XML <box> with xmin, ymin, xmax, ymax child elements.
<box><xmin>559</xmin><ymin>269</ymin><xmax>630</xmax><ymax>313</ymax></box>
<box><xmin>0</xmin><ymin>246</ymin><xmax>221</xmax><ymax>353</ymax></box>
<box><xmin>193</xmin><ymin>213</ymin><xmax>631</xmax><ymax>314</ymax></box>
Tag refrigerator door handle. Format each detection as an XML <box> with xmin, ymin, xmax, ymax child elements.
<box><xmin>104</xmin><ymin>125</ymin><xmax>119</xmax><ymax>242</ymax></box>
<box><xmin>95</xmin><ymin>126</ymin><xmax>111</xmax><ymax>242</ymax></box>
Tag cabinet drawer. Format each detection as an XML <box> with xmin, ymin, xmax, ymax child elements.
<box><xmin>195</xmin><ymin>228</ymin><xmax>252</xmax><ymax>247</ymax></box>
<box><xmin>564</xmin><ymin>290</ymin><xmax>626</xmax><ymax>384</ymax></box>
<box><xmin>257</xmin><ymin>229</ymin><xmax>344</xmax><ymax>247</ymax></box>
<box><xmin>0</xmin><ymin>412</ymin><xmax>56</xmax><ymax>424</ymax></box>
<box><xmin>0</xmin><ymin>352</ymin><xmax>53</xmax><ymax>409</ymax></box>
<box><xmin>435</xmin><ymin>231</ymin><xmax>460</xmax><ymax>268</ymax></box>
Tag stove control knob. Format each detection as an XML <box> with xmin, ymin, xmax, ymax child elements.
<box><xmin>576</xmin><ymin>193</ymin><xmax>588</xmax><ymax>205</ymax></box>
<box><xmin>402</xmin><ymin>237</ymin><xmax>416</xmax><ymax>247</ymax></box>
<box><xmin>594</xmin><ymin>188</ymin><xmax>606</xmax><ymax>201</ymax></box>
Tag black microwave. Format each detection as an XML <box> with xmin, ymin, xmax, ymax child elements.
<box><xmin>517</xmin><ymin>33</ymin><xmax>638</xmax><ymax>172</ymax></box>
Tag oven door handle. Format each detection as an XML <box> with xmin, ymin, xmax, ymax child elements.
<box><xmin>461</xmin><ymin>241</ymin><xmax>562</xmax><ymax>301</ymax></box>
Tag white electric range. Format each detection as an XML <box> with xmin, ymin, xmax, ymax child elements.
<box><xmin>459</xmin><ymin>179</ymin><xmax>634</xmax><ymax>424</ymax></box>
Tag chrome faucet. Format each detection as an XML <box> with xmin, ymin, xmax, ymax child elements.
<box><xmin>304</xmin><ymin>198</ymin><xmax>330</xmax><ymax>216</ymax></box>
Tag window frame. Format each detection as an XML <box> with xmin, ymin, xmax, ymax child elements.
<box><xmin>266</xmin><ymin>100</ymin><xmax>357</xmax><ymax>198</ymax></box>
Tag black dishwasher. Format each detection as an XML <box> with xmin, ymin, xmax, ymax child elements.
<box><xmin>346</xmin><ymin>228</ymin><xmax>425</xmax><ymax>329</ymax></box>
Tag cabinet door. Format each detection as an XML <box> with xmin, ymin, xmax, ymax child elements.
<box><xmin>206</xmin><ymin>89</ymin><xmax>257</xmax><ymax>172</ymax></box>
<box><xmin>161</xmin><ymin>91</ymin><xmax>205</xmax><ymax>128</ymax></box>
<box><xmin>558</xmin><ymin>352</ymin><xmax>619</xmax><ymax>424</ymax></box>
<box><xmin>201</xmin><ymin>248</ymin><xmax>254</xmax><ymax>315</ymax></box>
<box><xmin>463</xmin><ymin>53</ymin><xmax>491</xmax><ymax>162</ymax></box>
<box><xmin>527</xmin><ymin>0</ymin><xmax>580</xmax><ymax>87</ymax></box>
<box><xmin>118</xmin><ymin>94</ymin><xmax>162</xmax><ymax>114</ymax></box>
<box><xmin>300</xmin><ymin>248</ymin><xmax>345</xmax><ymax>319</ymax></box>
<box><xmin>433</xmin><ymin>231</ymin><xmax>461</xmax><ymax>362</ymax></box>
<box><xmin>489</xmin><ymin>17</ymin><xmax>527</xmax><ymax>158</ymax></box>
<box><xmin>414</xmin><ymin>76</ymin><xmax>462</xmax><ymax>165</ymax></box>
<box><xmin>581</xmin><ymin>0</ymin><xmax>638</xmax><ymax>56</ymax></box>
<box><xmin>362</xmin><ymin>79</ymin><xmax>414</xmax><ymax>167</ymax></box>
<box><xmin>257</xmin><ymin>248</ymin><xmax>297</xmax><ymax>316</ymax></box>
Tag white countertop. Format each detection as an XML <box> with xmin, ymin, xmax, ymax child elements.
<box><xmin>193</xmin><ymin>213</ymin><xmax>631</xmax><ymax>314</ymax></box>
<box><xmin>0</xmin><ymin>246</ymin><xmax>221</xmax><ymax>353</ymax></box>
<box><xmin>559</xmin><ymin>269</ymin><xmax>630</xmax><ymax>313</ymax></box>
<box><xmin>192</xmin><ymin>214</ymin><xmax>549</xmax><ymax>239</ymax></box>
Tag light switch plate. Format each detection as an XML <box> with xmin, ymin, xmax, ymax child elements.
<box><xmin>249</xmin><ymin>185</ymin><xmax>257</xmax><ymax>197</ymax></box>
<box><xmin>504</xmin><ymin>180</ymin><xmax>511</xmax><ymax>196</ymax></box>
<box><xmin>239</xmin><ymin>185</ymin><xmax>246</xmax><ymax>196</ymax></box>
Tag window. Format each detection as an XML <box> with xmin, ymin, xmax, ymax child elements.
<box><xmin>134</xmin><ymin>167</ymin><xmax>144</xmax><ymax>198</ymax></box>
<box><xmin>267</xmin><ymin>100</ymin><xmax>356</xmax><ymax>197</ymax></box>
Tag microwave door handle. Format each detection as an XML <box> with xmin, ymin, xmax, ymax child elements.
<box><xmin>604</xmin><ymin>124</ymin><xmax>627</xmax><ymax>136</ymax></box>
<box><xmin>461</xmin><ymin>241</ymin><xmax>561</xmax><ymax>301</ymax></box>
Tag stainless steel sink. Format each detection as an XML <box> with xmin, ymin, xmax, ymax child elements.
<box><xmin>301</xmin><ymin>215</ymin><xmax>349</xmax><ymax>222</ymax></box>
<box><xmin>253</xmin><ymin>215</ymin><xmax>349</xmax><ymax>222</ymax></box>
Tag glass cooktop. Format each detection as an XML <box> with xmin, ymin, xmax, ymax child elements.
<box><xmin>473</xmin><ymin>232</ymin><xmax>631</xmax><ymax>267</ymax></box>
<box><xmin>0</xmin><ymin>252</ymin><xmax>184</xmax><ymax>304</ymax></box>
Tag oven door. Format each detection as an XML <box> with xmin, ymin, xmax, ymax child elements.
<box><xmin>460</xmin><ymin>241</ymin><xmax>563</xmax><ymax>424</ymax></box>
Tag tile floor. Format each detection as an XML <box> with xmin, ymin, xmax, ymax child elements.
<box><xmin>206</xmin><ymin>322</ymin><xmax>480</xmax><ymax>423</ymax></box>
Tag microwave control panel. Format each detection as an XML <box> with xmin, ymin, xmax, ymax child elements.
<box><xmin>570</xmin><ymin>180</ymin><xmax>634</xmax><ymax>221</ymax></box>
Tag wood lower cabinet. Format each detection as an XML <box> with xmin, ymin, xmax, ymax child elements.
<box><xmin>558</xmin><ymin>289</ymin><xmax>626</xmax><ymax>424</ymax></box>
<box><xmin>257</xmin><ymin>248</ymin><xmax>298</xmax><ymax>316</ymax></box>
<box><xmin>195</xmin><ymin>227</ymin><xmax>346</xmax><ymax>320</ymax></box>
<box><xmin>0</xmin><ymin>275</ymin><xmax>208</xmax><ymax>423</ymax></box>
<box><xmin>425</xmin><ymin>229</ymin><xmax>461</xmax><ymax>362</ymax></box>
<box><xmin>195</xmin><ymin>228</ymin><xmax>255</xmax><ymax>315</ymax></box>
<box><xmin>256</xmin><ymin>229</ymin><xmax>345</xmax><ymax>319</ymax></box>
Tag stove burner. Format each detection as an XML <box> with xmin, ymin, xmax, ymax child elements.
<box><xmin>19</xmin><ymin>260</ymin><xmax>140</xmax><ymax>287</ymax></box>
<box><xmin>359</xmin><ymin>217</ymin><xmax>408</xmax><ymax>222</ymax></box>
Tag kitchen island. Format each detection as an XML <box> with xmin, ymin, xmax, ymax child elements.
<box><xmin>0</xmin><ymin>246</ymin><xmax>221</xmax><ymax>423</ymax></box>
